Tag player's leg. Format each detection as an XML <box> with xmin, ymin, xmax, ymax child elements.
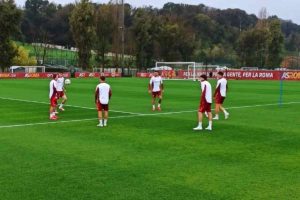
<box><xmin>103</xmin><ymin>105</ymin><xmax>109</xmax><ymax>126</ymax></box>
<box><xmin>50</xmin><ymin>98</ymin><xmax>58</xmax><ymax>120</ymax></box>
<box><xmin>97</xmin><ymin>110</ymin><xmax>103</xmax><ymax>127</ymax></box>
<box><xmin>157</xmin><ymin>95</ymin><xmax>162</xmax><ymax>111</ymax></box>
<box><xmin>213</xmin><ymin>103</ymin><xmax>220</xmax><ymax>120</ymax></box>
<box><xmin>220</xmin><ymin>105</ymin><xmax>229</xmax><ymax>119</ymax></box>
<box><xmin>59</xmin><ymin>93</ymin><xmax>67</xmax><ymax>111</ymax></box>
<box><xmin>96</xmin><ymin>103</ymin><xmax>103</xmax><ymax>127</ymax></box>
<box><xmin>205</xmin><ymin>111</ymin><xmax>213</xmax><ymax>131</ymax></box>
<box><xmin>205</xmin><ymin>103</ymin><xmax>213</xmax><ymax>130</ymax></box>
<box><xmin>103</xmin><ymin>111</ymin><xmax>108</xmax><ymax>127</ymax></box>
<box><xmin>152</xmin><ymin>95</ymin><xmax>156</xmax><ymax>111</ymax></box>
<box><xmin>49</xmin><ymin>106</ymin><xmax>54</xmax><ymax>119</ymax></box>
<box><xmin>193</xmin><ymin>112</ymin><xmax>203</xmax><ymax>130</ymax></box>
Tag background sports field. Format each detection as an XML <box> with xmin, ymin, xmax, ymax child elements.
<box><xmin>0</xmin><ymin>78</ymin><xmax>299</xmax><ymax>200</ymax></box>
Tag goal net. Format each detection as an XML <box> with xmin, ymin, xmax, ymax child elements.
<box><xmin>153</xmin><ymin>62</ymin><xmax>217</xmax><ymax>80</ymax></box>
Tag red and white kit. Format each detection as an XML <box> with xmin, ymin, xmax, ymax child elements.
<box><xmin>95</xmin><ymin>82</ymin><xmax>112</xmax><ymax>111</ymax></box>
<box><xmin>199</xmin><ymin>80</ymin><xmax>212</xmax><ymax>113</ymax></box>
<box><xmin>49</xmin><ymin>79</ymin><xmax>58</xmax><ymax>107</ymax></box>
<box><xmin>56</xmin><ymin>77</ymin><xmax>65</xmax><ymax>98</ymax></box>
<box><xmin>215</xmin><ymin>77</ymin><xmax>227</xmax><ymax>104</ymax></box>
<box><xmin>150</xmin><ymin>76</ymin><xmax>163</xmax><ymax>97</ymax></box>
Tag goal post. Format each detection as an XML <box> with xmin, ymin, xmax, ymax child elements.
<box><xmin>154</xmin><ymin>62</ymin><xmax>197</xmax><ymax>80</ymax></box>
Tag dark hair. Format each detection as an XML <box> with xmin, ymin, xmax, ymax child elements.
<box><xmin>217</xmin><ymin>71</ymin><xmax>224</xmax><ymax>76</ymax></box>
<box><xmin>154</xmin><ymin>70</ymin><xmax>159</xmax><ymax>73</ymax></box>
<box><xmin>200</xmin><ymin>74</ymin><xmax>207</xmax><ymax>80</ymax></box>
<box><xmin>100</xmin><ymin>76</ymin><xmax>106</xmax><ymax>81</ymax></box>
<box><xmin>53</xmin><ymin>74</ymin><xmax>58</xmax><ymax>79</ymax></box>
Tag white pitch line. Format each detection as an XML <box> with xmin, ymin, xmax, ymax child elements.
<box><xmin>0</xmin><ymin>110</ymin><xmax>197</xmax><ymax>129</ymax></box>
<box><xmin>0</xmin><ymin>97</ymin><xmax>141</xmax><ymax>115</ymax></box>
<box><xmin>226</xmin><ymin>101</ymin><xmax>300</xmax><ymax>110</ymax></box>
<box><xmin>0</xmin><ymin>97</ymin><xmax>299</xmax><ymax>129</ymax></box>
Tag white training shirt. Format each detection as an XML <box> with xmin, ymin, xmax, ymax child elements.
<box><xmin>49</xmin><ymin>80</ymin><xmax>57</xmax><ymax>99</ymax></box>
<box><xmin>150</xmin><ymin>76</ymin><xmax>163</xmax><ymax>92</ymax></box>
<box><xmin>96</xmin><ymin>83</ymin><xmax>111</xmax><ymax>104</ymax></box>
<box><xmin>216</xmin><ymin>78</ymin><xmax>227</xmax><ymax>97</ymax></box>
<box><xmin>57</xmin><ymin>77</ymin><xmax>65</xmax><ymax>92</ymax></box>
<box><xmin>201</xmin><ymin>80</ymin><xmax>212</xmax><ymax>103</ymax></box>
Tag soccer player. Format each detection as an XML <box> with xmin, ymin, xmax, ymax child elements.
<box><xmin>57</xmin><ymin>73</ymin><xmax>67</xmax><ymax>111</ymax></box>
<box><xmin>193</xmin><ymin>74</ymin><xmax>213</xmax><ymax>131</ymax></box>
<box><xmin>213</xmin><ymin>71</ymin><xmax>229</xmax><ymax>120</ymax></box>
<box><xmin>95</xmin><ymin>76</ymin><xmax>112</xmax><ymax>127</ymax></box>
<box><xmin>49</xmin><ymin>74</ymin><xmax>58</xmax><ymax>120</ymax></box>
<box><xmin>148</xmin><ymin>71</ymin><xmax>164</xmax><ymax>111</ymax></box>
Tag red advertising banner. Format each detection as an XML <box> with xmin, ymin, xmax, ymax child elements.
<box><xmin>0</xmin><ymin>72</ymin><xmax>70</xmax><ymax>79</ymax></box>
<box><xmin>136</xmin><ymin>72</ymin><xmax>152</xmax><ymax>78</ymax></box>
<box><xmin>75</xmin><ymin>72</ymin><xmax>121</xmax><ymax>78</ymax></box>
<box><xmin>137</xmin><ymin>70</ymin><xmax>300</xmax><ymax>81</ymax></box>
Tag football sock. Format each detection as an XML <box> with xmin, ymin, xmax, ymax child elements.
<box><xmin>104</xmin><ymin>119</ymin><xmax>107</xmax><ymax>125</ymax></box>
<box><xmin>99</xmin><ymin>120</ymin><xmax>103</xmax><ymax>125</ymax></box>
<box><xmin>208</xmin><ymin>121</ymin><xmax>212</xmax><ymax>128</ymax></box>
<box><xmin>198</xmin><ymin>122</ymin><xmax>202</xmax><ymax>127</ymax></box>
<box><xmin>223</xmin><ymin>109</ymin><xmax>228</xmax><ymax>115</ymax></box>
<box><xmin>152</xmin><ymin>105</ymin><xmax>155</xmax><ymax>109</ymax></box>
<box><xmin>158</xmin><ymin>104</ymin><xmax>161</xmax><ymax>108</ymax></box>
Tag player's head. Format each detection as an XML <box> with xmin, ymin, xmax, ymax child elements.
<box><xmin>100</xmin><ymin>76</ymin><xmax>106</xmax><ymax>82</ymax></box>
<box><xmin>53</xmin><ymin>74</ymin><xmax>58</xmax><ymax>80</ymax></box>
<box><xmin>154</xmin><ymin>71</ymin><xmax>159</xmax><ymax>77</ymax></box>
<box><xmin>199</xmin><ymin>74</ymin><xmax>207</xmax><ymax>82</ymax></box>
<box><xmin>217</xmin><ymin>71</ymin><xmax>224</xmax><ymax>79</ymax></box>
<box><xmin>58</xmin><ymin>72</ymin><xmax>63</xmax><ymax>78</ymax></box>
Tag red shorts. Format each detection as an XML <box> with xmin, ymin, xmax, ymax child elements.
<box><xmin>215</xmin><ymin>95</ymin><xmax>226</xmax><ymax>104</ymax></box>
<box><xmin>199</xmin><ymin>101</ymin><xmax>211</xmax><ymax>113</ymax></box>
<box><xmin>152</xmin><ymin>91</ymin><xmax>161</xmax><ymax>98</ymax></box>
<box><xmin>50</xmin><ymin>97</ymin><xmax>57</xmax><ymax>107</ymax></box>
<box><xmin>57</xmin><ymin>91</ymin><xmax>65</xmax><ymax>98</ymax></box>
<box><xmin>97</xmin><ymin>102</ymin><xmax>109</xmax><ymax>111</ymax></box>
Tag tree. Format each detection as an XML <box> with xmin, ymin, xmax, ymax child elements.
<box><xmin>22</xmin><ymin>0</ymin><xmax>51</xmax><ymax>42</ymax></box>
<box><xmin>12</xmin><ymin>43</ymin><xmax>37</xmax><ymax>65</ymax></box>
<box><xmin>47</xmin><ymin>4</ymin><xmax>75</xmax><ymax>46</ymax></box>
<box><xmin>0</xmin><ymin>0</ymin><xmax>21</xmax><ymax>71</ymax></box>
<box><xmin>69</xmin><ymin>0</ymin><xmax>95</xmax><ymax>69</ymax></box>
<box><xmin>266</xmin><ymin>19</ymin><xmax>284</xmax><ymax>68</ymax></box>
<box><xmin>94</xmin><ymin>4</ymin><xmax>115</xmax><ymax>69</ymax></box>
<box><xmin>132</xmin><ymin>8</ymin><xmax>160</xmax><ymax>69</ymax></box>
<box><xmin>237</xmin><ymin>28</ymin><xmax>269</xmax><ymax>67</ymax></box>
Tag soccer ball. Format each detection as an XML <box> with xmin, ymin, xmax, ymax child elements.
<box><xmin>65</xmin><ymin>79</ymin><xmax>71</xmax><ymax>85</ymax></box>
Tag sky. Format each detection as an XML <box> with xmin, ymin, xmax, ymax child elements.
<box><xmin>15</xmin><ymin>0</ymin><xmax>300</xmax><ymax>24</ymax></box>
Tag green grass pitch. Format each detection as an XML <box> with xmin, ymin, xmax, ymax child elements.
<box><xmin>0</xmin><ymin>78</ymin><xmax>299</xmax><ymax>200</ymax></box>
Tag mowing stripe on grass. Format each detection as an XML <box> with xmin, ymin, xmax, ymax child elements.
<box><xmin>0</xmin><ymin>97</ymin><xmax>141</xmax><ymax>115</ymax></box>
<box><xmin>1</xmin><ymin>101</ymin><xmax>300</xmax><ymax>129</ymax></box>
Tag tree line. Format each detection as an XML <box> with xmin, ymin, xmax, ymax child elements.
<box><xmin>1</xmin><ymin>0</ymin><xmax>300</xmax><ymax>71</ymax></box>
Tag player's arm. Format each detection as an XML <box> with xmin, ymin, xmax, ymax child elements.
<box><xmin>213</xmin><ymin>88</ymin><xmax>217</xmax><ymax>97</ymax></box>
<box><xmin>109</xmin><ymin>88</ymin><xmax>112</xmax><ymax>99</ymax></box>
<box><xmin>213</xmin><ymin>82</ymin><xmax>220</xmax><ymax>97</ymax></box>
<box><xmin>148</xmin><ymin>79</ymin><xmax>153</xmax><ymax>93</ymax></box>
<box><xmin>95</xmin><ymin>87</ymin><xmax>99</xmax><ymax>104</ymax></box>
<box><xmin>160</xmin><ymin>83</ymin><xmax>164</xmax><ymax>92</ymax></box>
<box><xmin>160</xmin><ymin>78</ymin><xmax>164</xmax><ymax>92</ymax></box>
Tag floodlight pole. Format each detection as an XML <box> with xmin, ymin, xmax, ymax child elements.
<box><xmin>121</xmin><ymin>0</ymin><xmax>125</xmax><ymax>75</ymax></box>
